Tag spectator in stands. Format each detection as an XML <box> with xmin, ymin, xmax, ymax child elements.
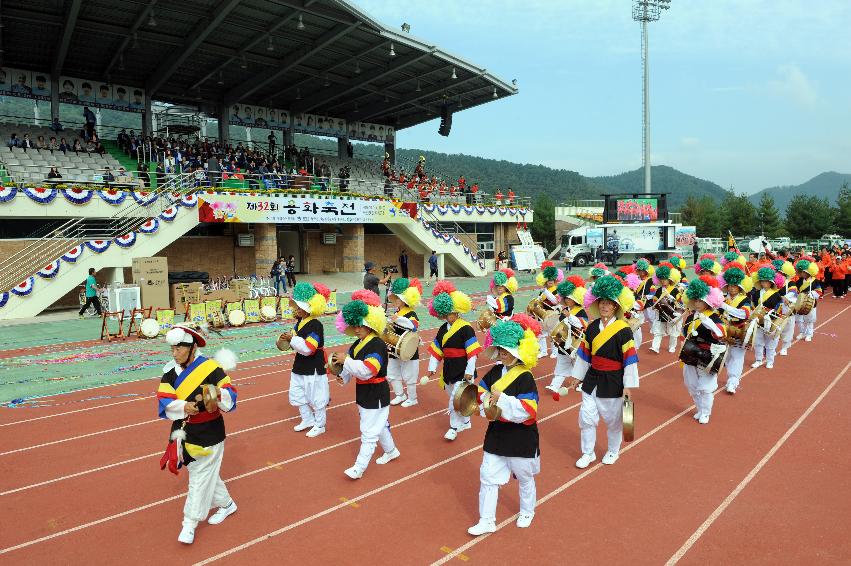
<box><xmin>79</xmin><ymin>268</ymin><xmax>103</xmax><ymax>318</ymax></box>
<box><xmin>137</xmin><ymin>162</ymin><xmax>150</xmax><ymax>189</ymax></box>
<box><xmin>85</xmin><ymin>139</ymin><xmax>96</xmax><ymax>153</ymax></box>
<box><xmin>93</xmin><ymin>140</ymin><xmax>106</xmax><ymax>156</ymax></box>
<box><xmin>47</xmin><ymin>136</ymin><xmax>57</xmax><ymax>151</ymax></box>
<box><xmin>72</xmin><ymin>138</ymin><xmax>83</xmax><ymax>154</ymax></box>
<box><xmin>470</xmin><ymin>182</ymin><xmax>479</xmax><ymax>204</ymax></box>
<box><xmin>20</xmin><ymin>134</ymin><xmax>35</xmax><ymax>151</ymax></box>
<box><xmin>83</xmin><ymin>106</ymin><xmax>96</xmax><ymax>140</ymax></box>
<box><xmin>428</xmin><ymin>251</ymin><xmax>439</xmax><ymax>285</ymax></box>
<box><xmin>47</xmin><ymin>167</ymin><xmax>62</xmax><ymax>180</ymax></box>
<box><xmin>507</xmin><ymin>188</ymin><xmax>515</xmax><ymax>204</ymax></box>
<box><xmin>103</xmin><ymin>166</ymin><xmax>115</xmax><ymax>184</ymax></box>
<box><xmin>50</xmin><ymin>117</ymin><xmax>63</xmax><ymax>133</ymax></box>
<box><xmin>155</xmin><ymin>163</ymin><xmax>165</xmax><ymax>186</ymax></box>
<box><xmin>59</xmin><ymin>137</ymin><xmax>69</xmax><ymax>154</ymax></box>
<box><xmin>267</xmin><ymin>132</ymin><xmax>276</xmax><ymax>154</ymax></box>
<box><xmin>495</xmin><ymin>189</ymin><xmax>503</xmax><ymax>205</ymax></box>
<box><xmin>458</xmin><ymin>175</ymin><xmax>466</xmax><ymax>190</ymax></box>
<box><xmin>6</xmin><ymin>133</ymin><xmax>18</xmax><ymax>148</ymax></box>
<box><xmin>339</xmin><ymin>165</ymin><xmax>350</xmax><ymax>191</ymax></box>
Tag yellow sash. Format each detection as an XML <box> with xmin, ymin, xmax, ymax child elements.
<box><xmin>759</xmin><ymin>288</ymin><xmax>779</xmax><ymax>306</ymax></box>
<box><xmin>297</xmin><ymin>315</ymin><xmax>315</xmax><ymax>332</ymax></box>
<box><xmin>686</xmin><ymin>309</ymin><xmax>715</xmax><ymax>337</ymax></box>
<box><xmin>491</xmin><ymin>364</ymin><xmax>528</xmax><ymax>393</ymax></box>
<box><xmin>591</xmin><ymin>319</ymin><xmax>629</xmax><ymax>355</ymax></box>
<box><xmin>175</xmin><ymin>359</ymin><xmax>218</xmax><ymax>401</ymax></box>
<box><xmin>353</xmin><ymin>333</ymin><xmax>378</xmax><ymax>357</ymax></box>
<box><xmin>441</xmin><ymin>318</ymin><xmax>469</xmax><ymax>346</ymax></box>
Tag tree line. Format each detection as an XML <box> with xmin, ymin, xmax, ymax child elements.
<box><xmin>679</xmin><ymin>182</ymin><xmax>851</xmax><ymax>240</ymax></box>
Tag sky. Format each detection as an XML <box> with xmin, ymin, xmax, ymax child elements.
<box><xmin>356</xmin><ymin>0</ymin><xmax>851</xmax><ymax>194</ymax></box>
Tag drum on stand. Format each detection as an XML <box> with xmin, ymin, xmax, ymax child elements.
<box><xmin>260</xmin><ymin>305</ymin><xmax>278</xmax><ymax>322</ymax></box>
<box><xmin>382</xmin><ymin>327</ymin><xmax>419</xmax><ymax>361</ymax></box>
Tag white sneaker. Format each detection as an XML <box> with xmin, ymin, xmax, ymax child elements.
<box><xmin>456</xmin><ymin>421</ymin><xmax>472</xmax><ymax>433</ymax></box>
<box><xmin>549</xmin><ymin>350</ymin><xmax>557</xmax><ymax>359</ymax></box>
<box><xmin>805</xmin><ymin>335</ymin><xmax>812</xmax><ymax>342</ymax></box>
<box><xmin>390</xmin><ymin>394</ymin><xmax>407</xmax><ymax>406</ymax></box>
<box><xmin>376</xmin><ymin>448</ymin><xmax>400</xmax><ymax>465</ymax></box>
<box><xmin>305</xmin><ymin>425</ymin><xmax>326</xmax><ymax>438</ymax></box>
<box><xmin>693</xmin><ymin>411</ymin><xmax>702</xmax><ymax>420</ymax></box>
<box><xmin>575</xmin><ymin>453</ymin><xmax>596</xmax><ymax>469</ymax></box>
<box><xmin>178</xmin><ymin>525</ymin><xmax>195</xmax><ymax>544</ymax></box>
<box><xmin>344</xmin><ymin>466</ymin><xmax>364</xmax><ymax>479</ymax></box>
<box><xmin>668</xmin><ymin>347</ymin><xmax>677</xmax><ymax>354</ymax></box>
<box><xmin>207</xmin><ymin>500</ymin><xmax>237</xmax><ymax>525</ymax></box>
<box><xmin>751</xmin><ymin>360</ymin><xmax>763</xmax><ymax>369</ymax></box>
<box><xmin>444</xmin><ymin>428</ymin><xmax>458</xmax><ymax>441</ymax></box>
<box><xmin>293</xmin><ymin>420</ymin><xmax>313</xmax><ymax>432</ymax></box>
<box><xmin>467</xmin><ymin>519</ymin><xmax>497</xmax><ymax>536</ymax></box>
<box><xmin>766</xmin><ymin>362</ymin><xmax>774</xmax><ymax>369</ymax></box>
<box><xmin>779</xmin><ymin>348</ymin><xmax>788</xmax><ymax>356</ymax></box>
<box><xmin>400</xmin><ymin>398</ymin><xmax>418</xmax><ymax>408</ymax></box>
<box><xmin>649</xmin><ymin>347</ymin><xmax>660</xmax><ymax>354</ymax></box>
<box><xmin>796</xmin><ymin>333</ymin><xmax>804</xmax><ymax>340</ymax></box>
<box><xmin>601</xmin><ymin>452</ymin><xmax>619</xmax><ymax>465</ymax></box>
<box><xmin>516</xmin><ymin>513</ymin><xmax>534</xmax><ymax>528</ymax></box>
<box><xmin>698</xmin><ymin>414</ymin><xmax>710</xmax><ymax>424</ymax></box>
<box><xmin>726</xmin><ymin>385</ymin><xmax>736</xmax><ymax>394</ymax></box>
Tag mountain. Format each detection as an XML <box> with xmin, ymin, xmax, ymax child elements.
<box><xmin>748</xmin><ymin>171</ymin><xmax>851</xmax><ymax>212</ymax></box>
<box><xmin>591</xmin><ymin>165</ymin><xmax>729</xmax><ymax>210</ymax></box>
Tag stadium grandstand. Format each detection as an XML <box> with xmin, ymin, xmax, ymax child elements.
<box><xmin>0</xmin><ymin>0</ymin><xmax>531</xmax><ymax>320</ymax></box>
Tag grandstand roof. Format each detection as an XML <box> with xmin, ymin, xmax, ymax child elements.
<box><xmin>2</xmin><ymin>0</ymin><xmax>518</xmax><ymax>130</ymax></box>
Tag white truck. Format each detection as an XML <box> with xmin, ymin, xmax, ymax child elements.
<box><xmin>558</xmin><ymin>222</ymin><xmax>697</xmax><ymax>267</ymax></box>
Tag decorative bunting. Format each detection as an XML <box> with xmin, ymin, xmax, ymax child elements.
<box><xmin>159</xmin><ymin>206</ymin><xmax>179</xmax><ymax>221</ymax></box>
<box><xmin>23</xmin><ymin>186</ymin><xmax>57</xmax><ymax>204</ymax></box>
<box><xmin>138</xmin><ymin>218</ymin><xmax>160</xmax><ymax>234</ymax></box>
<box><xmin>180</xmin><ymin>193</ymin><xmax>198</xmax><ymax>207</ymax></box>
<box><xmin>61</xmin><ymin>245</ymin><xmax>84</xmax><ymax>263</ymax></box>
<box><xmin>36</xmin><ymin>260</ymin><xmax>61</xmax><ymax>279</ymax></box>
<box><xmin>132</xmin><ymin>191</ymin><xmax>158</xmax><ymax>206</ymax></box>
<box><xmin>98</xmin><ymin>189</ymin><xmax>127</xmax><ymax>205</ymax></box>
<box><xmin>114</xmin><ymin>232</ymin><xmax>137</xmax><ymax>248</ymax></box>
<box><xmin>0</xmin><ymin>186</ymin><xmax>17</xmax><ymax>203</ymax></box>
<box><xmin>85</xmin><ymin>240</ymin><xmax>111</xmax><ymax>253</ymax></box>
<box><xmin>61</xmin><ymin>187</ymin><xmax>94</xmax><ymax>205</ymax></box>
<box><xmin>10</xmin><ymin>276</ymin><xmax>35</xmax><ymax>296</ymax></box>
<box><xmin>0</xmin><ymin>292</ymin><xmax>8</xmax><ymax>308</ymax></box>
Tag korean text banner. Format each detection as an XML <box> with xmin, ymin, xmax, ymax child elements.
<box><xmin>198</xmin><ymin>195</ymin><xmax>412</xmax><ymax>224</ymax></box>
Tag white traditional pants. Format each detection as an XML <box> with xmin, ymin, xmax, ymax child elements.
<box><xmin>725</xmin><ymin>346</ymin><xmax>746</xmax><ymax>390</ymax></box>
<box><xmin>183</xmin><ymin>441</ymin><xmax>232</xmax><ymax>528</ymax></box>
<box><xmin>537</xmin><ymin>333</ymin><xmax>549</xmax><ymax>357</ymax></box>
<box><xmin>651</xmin><ymin>320</ymin><xmax>679</xmax><ymax>352</ymax></box>
<box><xmin>446</xmin><ymin>381</ymin><xmax>472</xmax><ymax>430</ymax></box>
<box><xmin>479</xmin><ymin>451</ymin><xmax>540</xmax><ymax>522</ymax></box>
<box><xmin>753</xmin><ymin>329</ymin><xmax>779</xmax><ymax>365</ymax></box>
<box><xmin>548</xmin><ymin>353</ymin><xmax>574</xmax><ymax>390</ymax></box>
<box><xmin>289</xmin><ymin>371</ymin><xmax>330</xmax><ymax>428</ymax></box>
<box><xmin>683</xmin><ymin>364</ymin><xmax>718</xmax><ymax>418</ymax></box>
<box><xmin>354</xmin><ymin>404</ymin><xmax>396</xmax><ymax>472</ymax></box>
<box><xmin>388</xmin><ymin>358</ymin><xmax>419</xmax><ymax>402</ymax></box>
<box><xmin>578</xmin><ymin>388</ymin><xmax>624</xmax><ymax>456</ymax></box>
<box><xmin>632</xmin><ymin>326</ymin><xmax>643</xmax><ymax>351</ymax></box>
<box><xmin>796</xmin><ymin>307</ymin><xmax>817</xmax><ymax>338</ymax></box>
<box><xmin>780</xmin><ymin>314</ymin><xmax>795</xmax><ymax>349</ymax></box>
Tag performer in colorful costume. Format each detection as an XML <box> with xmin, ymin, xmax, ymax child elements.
<box><xmin>288</xmin><ymin>282</ymin><xmax>331</xmax><ymax>437</ymax></box>
<box><xmin>534</xmin><ymin>261</ymin><xmax>564</xmax><ymax>357</ymax></box>
<box><xmin>680</xmin><ymin>277</ymin><xmax>726</xmax><ymax>424</ymax></box>
<box><xmin>424</xmin><ymin>281</ymin><xmax>483</xmax><ymax>440</ymax></box>
<box><xmin>468</xmin><ymin>320</ymin><xmax>541</xmax><ymax>536</ymax></box>
<box><xmin>568</xmin><ymin>275</ymin><xmax>638</xmax><ymax>468</ymax></box>
<box><xmin>790</xmin><ymin>259</ymin><xmax>822</xmax><ymax>342</ymax></box>
<box><xmin>157</xmin><ymin>324</ymin><xmax>239</xmax><ymax>544</ymax></box>
<box><xmin>750</xmin><ymin>267</ymin><xmax>786</xmax><ymax>370</ymax></box>
<box><xmin>545</xmin><ymin>276</ymin><xmax>587</xmax><ymax>401</ymax></box>
<box><xmin>647</xmin><ymin>262</ymin><xmax>683</xmax><ymax>354</ymax></box>
<box><xmin>387</xmin><ymin>278</ymin><xmax>423</xmax><ymax>407</ymax></box>
<box><xmin>718</xmin><ymin>263</ymin><xmax>753</xmax><ymax>394</ymax></box>
<box><xmin>488</xmin><ymin>268</ymin><xmax>518</xmax><ymax>318</ymax></box>
<box><xmin>335</xmin><ymin>290</ymin><xmax>400</xmax><ymax>479</ymax></box>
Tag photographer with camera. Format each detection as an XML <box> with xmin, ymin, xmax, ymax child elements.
<box><xmin>363</xmin><ymin>261</ymin><xmax>391</xmax><ymax>295</ymax></box>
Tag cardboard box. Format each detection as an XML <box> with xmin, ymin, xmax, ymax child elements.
<box><xmin>202</xmin><ymin>289</ymin><xmax>239</xmax><ymax>304</ymax></box>
<box><xmin>132</xmin><ymin>257</ymin><xmax>170</xmax><ymax>310</ymax></box>
<box><xmin>171</xmin><ymin>282</ymin><xmax>204</xmax><ymax>313</ymax></box>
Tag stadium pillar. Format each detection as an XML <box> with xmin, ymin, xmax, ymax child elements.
<box><xmin>50</xmin><ymin>77</ymin><xmax>59</xmax><ymax>121</ymax></box>
<box><xmin>341</xmin><ymin>224</ymin><xmax>364</xmax><ymax>272</ymax></box>
<box><xmin>284</xmin><ymin>128</ymin><xmax>293</xmax><ymax>148</ymax></box>
<box><xmin>218</xmin><ymin>104</ymin><xmax>229</xmax><ymax>144</ymax></box>
<box><xmin>255</xmin><ymin>223</ymin><xmax>277</xmax><ymax>278</ymax></box>
<box><xmin>384</xmin><ymin>141</ymin><xmax>395</xmax><ymax>166</ymax></box>
<box><xmin>142</xmin><ymin>96</ymin><xmax>153</xmax><ymax>138</ymax></box>
<box><xmin>337</xmin><ymin>136</ymin><xmax>347</xmax><ymax>159</ymax></box>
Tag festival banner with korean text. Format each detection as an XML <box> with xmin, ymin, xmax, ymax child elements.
<box><xmin>188</xmin><ymin>303</ymin><xmax>206</xmax><ymax>324</ymax></box>
<box><xmin>156</xmin><ymin>309</ymin><xmax>175</xmax><ymax>334</ymax></box>
<box><xmin>198</xmin><ymin>195</ymin><xmax>412</xmax><ymax>224</ymax></box>
<box><xmin>325</xmin><ymin>291</ymin><xmax>338</xmax><ymax>314</ymax></box>
<box><xmin>244</xmin><ymin>299</ymin><xmax>261</xmax><ymax>323</ymax></box>
<box><xmin>279</xmin><ymin>297</ymin><xmax>293</xmax><ymax>320</ymax></box>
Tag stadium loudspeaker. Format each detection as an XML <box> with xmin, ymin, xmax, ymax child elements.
<box><xmin>438</xmin><ymin>105</ymin><xmax>452</xmax><ymax>136</ymax></box>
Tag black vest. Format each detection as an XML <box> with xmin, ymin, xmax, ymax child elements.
<box><xmin>480</xmin><ymin>365</ymin><xmax>539</xmax><ymax>458</ymax></box>
<box><xmin>292</xmin><ymin>317</ymin><xmax>326</xmax><ymax>375</ymax></box>
<box><xmin>348</xmin><ymin>334</ymin><xmax>390</xmax><ymax>409</ymax></box>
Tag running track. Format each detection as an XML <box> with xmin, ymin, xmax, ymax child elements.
<box><xmin>1</xmin><ymin>300</ymin><xmax>849</xmax><ymax>564</ymax></box>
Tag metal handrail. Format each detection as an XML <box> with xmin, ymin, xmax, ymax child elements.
<box><xmin>0</xmin><ymin>173</ymin><xmax>196</xmax><ymax>293</ymax></box>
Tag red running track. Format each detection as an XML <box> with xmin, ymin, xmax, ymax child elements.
<box><xmin>0</xmin><ymin>299</ymin><xmax>848</xmax><ymax>565</ymax></box>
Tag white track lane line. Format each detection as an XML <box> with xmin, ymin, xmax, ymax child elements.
<box><xmin>665</xmin><ymin>359</ymin><xmax>851</xmax><ymax>565</ymax></box>
<box><xmin>432</xmin><ymin>305</ymin><xmax>851</xmax><ymax>565</ymax></box>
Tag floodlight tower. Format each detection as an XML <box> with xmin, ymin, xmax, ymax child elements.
<box><xmin>632</xmin><ymin>0</ymin><xmax>671</xmax><ymax>194</ymax></box>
